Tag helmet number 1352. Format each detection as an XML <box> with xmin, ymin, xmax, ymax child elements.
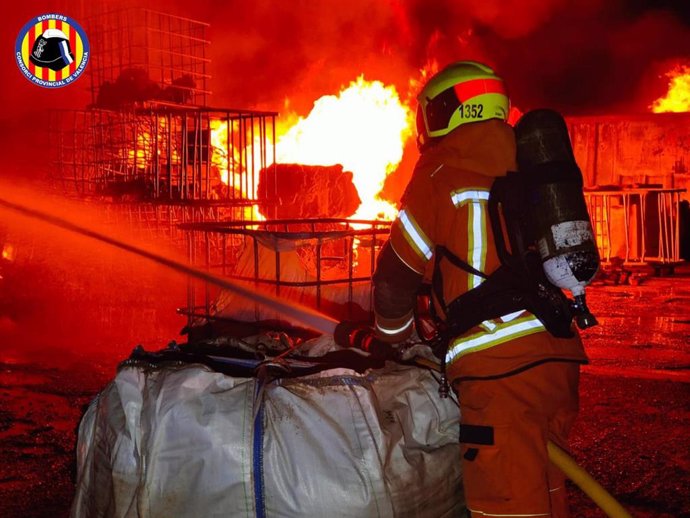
<box><xmin>459</xmin><ymin>104</ymin><xmax>483</xmax><ymax>118</ymax></box>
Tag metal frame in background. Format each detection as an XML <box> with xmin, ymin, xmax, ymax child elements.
<box><xmin>179</xmin><ymin>218</ymin><xmax>392</xmax><ymax>327</ymax></box>
<box><xmin>584</xmin><ymin>188</ymin><xmax>685</xmax><ymax>265</ymax></box>
<box><xmin>86</xmin><ymin>7</ymin><xmax>211</xmax><ymax>107</ymax></box>
<box><xmin>47</xmin><ymin>104</ymin><xmax>279</xmax><ymax>244</ymax></box>
<box><xmin>48</xmin><ymin>104</ymin><xmax>277</xmax><ymax>203</ymax></box>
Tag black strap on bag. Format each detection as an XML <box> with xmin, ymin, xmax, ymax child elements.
<box><xmin>122</xmin><ymin>343</ymin><xmax>387</xmax><ymax>379</ymax></box>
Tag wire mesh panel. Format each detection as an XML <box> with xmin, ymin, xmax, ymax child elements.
<box><xmin>48</xmin><ymin>110</ymin><xmax>98</xmax><ymax>195</ymax></box>
<box><xmin>49</xmin><ymin>105</ymin><xmax>278</xmax><ymax>204</ymax></box>
<box><xmin>179</xmin><ymin>219</ymin><xmax>393</xmax><ymax>328</ymax></box>
<box><xmin>100</xmin><ymin>203</ymin><xmax>232</xmax><ymax>245</ymax></box>
<box><xmin>48</xmin><ymin>104</ymin><xmax>279</xmax><ymax>249</ymax></box>
<box><xmin>87</xmin><ymin>8</ymin><xmax>211</xmax><ymax>107</ymax></box>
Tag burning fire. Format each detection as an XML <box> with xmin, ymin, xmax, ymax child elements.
<box><xmin>125</xmin><ymin>118</ymin><xmax>175</xmax><ymax>170</ymax></box>
<box><xmin>126</xmin><ymin>125</ymin><xmax>155</xmax><ymax>169</ymax></box>
<box><xmin>207</xmin><ymin>77</ymin><xmax>413</xmax><ymax>223</ymax></box>
<box><xmin>274</xmin><ymin>76</ymin><xmax>414</xmax><ymax>221</ymax></box>
<box><xmin>210</xmin><ymin>119</ymin><xmax>233</xmax><ymax>185</ymax></box>
<box><xmin>124</xmin><ymin>72</ymin><xmax>521</xmax><ymax>224</ymax></box>
<box><xmin>209</xmin><ymin>119</ymin><xmax>267</xmax><ymax>220</ymax></box>
<box><xmin>651</xmin><ymin>64</ymin><xmax>690</xmax><ymax>113</ymax></box>
<box><xmin>409</xmin><ymin>59</ymin><xmax>439</xmax><ymax>104</ymax></box>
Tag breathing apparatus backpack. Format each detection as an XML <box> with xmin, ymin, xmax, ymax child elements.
<box><xmin>417</xmin><ymin>109</ymin><xmax>600</xmax><ymax>359</ymax></box>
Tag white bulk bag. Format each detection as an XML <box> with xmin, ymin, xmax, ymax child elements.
<box><xmin>71</xmin><ymin>347</ymin><xmax>463</xmax><ymax>517</ymax></box>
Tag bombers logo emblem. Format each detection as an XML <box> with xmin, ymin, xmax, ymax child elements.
<box><xmin>15</xmin><ymin>14</ymin><xmax>90</xmax><ymax>88</ymax></box>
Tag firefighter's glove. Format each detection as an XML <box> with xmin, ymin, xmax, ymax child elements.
<box><xmin>334</xmin><ymin>321</ymin><xmax>396</xmax><ymax>361</ymax></box>
<box><xmin>398</xmin><ymin>342</ymin><xmax>439</xmax><ymax>364</ymax></box>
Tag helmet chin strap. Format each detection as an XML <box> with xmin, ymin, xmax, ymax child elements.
<box><xmin>416</xmin><ymin>133</ymin><xmax>427</xmax><ymax>152</ymax></box>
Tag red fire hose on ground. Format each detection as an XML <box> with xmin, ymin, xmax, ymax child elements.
<box><xmin>0</xmin><ymin>193</ymin><xmax>632</xmax><ymax>518</ymax></box>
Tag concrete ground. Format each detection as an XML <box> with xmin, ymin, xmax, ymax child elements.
<box><xmin>0</xmin><ymin>263</ymin><xmax>688</xmax><ymax>518</ymax></box>
<box><xmin>567</xmin><ymin>262</ymin><xmax>690</xmax><ymax>518</ymax></box>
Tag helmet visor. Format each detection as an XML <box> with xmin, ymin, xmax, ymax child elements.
<box><xmin>425</xmin><ymin>87</ymin><xmax>461</xmax><ymax>133</ymax></box>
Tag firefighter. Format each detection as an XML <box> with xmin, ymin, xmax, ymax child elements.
<box><xmin>372</xmin><ymin>61</ymin><xmax>588</xmax><ymax>517</ymax></box>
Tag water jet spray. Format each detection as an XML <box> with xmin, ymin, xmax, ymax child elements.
<box><xmin>0</xmin><ymin>195</ymin><xmax>339</xmax><ymax>336</ymax></box>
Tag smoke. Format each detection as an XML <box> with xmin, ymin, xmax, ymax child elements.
<box><xmin>202</xmin><ymin>0</ymin><xmax>417</xmax><ymax>113</ymax></box>
<box><xmin>199</xmin><ymin>0</ymin><xmax>690</xmax><ymax>115</ymax></box>
<box><xmin>3</xmin><ymin>0</ymin><xmax>689</xmax><ymax>125</ymax></box>
<box><xmin>2</xmin><ymin>0</ymin><xmax>689</xmax><ymax>191</ymax></box>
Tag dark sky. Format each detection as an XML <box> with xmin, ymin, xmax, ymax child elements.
<box><xmin>203</xmin><ymin>0</ymin><xmax>690</xmax><ymax>115</ymax></box>
<box><xmin>2</xmin><ymin>0</ymin><xmax>689</xmax><ymax>124</ymax></box>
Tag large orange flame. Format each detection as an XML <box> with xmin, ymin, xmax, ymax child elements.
<box><xmin>409</xmin><ymin>59</ymin><xmax>439</xmax><ymax>103</ymax></box>
<box><xmin>651</xmin><ymin>64</ymin><xmax>690</xmax><ymax>113</ymax></box>
<box><xmin>199</xmin><ymin>119</ymin><xmax>263</xmax><ymax>220</ymax></box>
<box><xmin>275</xmin><ymin>76</ymin><xmax>414</xmax><ymax>221</ymax></box>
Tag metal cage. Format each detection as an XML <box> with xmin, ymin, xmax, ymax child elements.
<box><xmin>50</xmin><ymin>103</ymin><xmax>277</xmax><ymax>203</ymax></box>
<box><xmin>584</xmin><ymin>188</ymin><xmax>684</xmax><ymax>265</ymax></box>
<box><xmin>86</xmin><ymin>8</ymin><xmax>211</xmax><ymax>107</ymax></box>
<box><xmin>179</xmin><ymin>218</ymin><xmax>392</xmax><ymax>328</ymax></box>
<box><xmin>48</xmin><ymin>103</ymin><xmax>279</xmax><ymax>243</ymax></box>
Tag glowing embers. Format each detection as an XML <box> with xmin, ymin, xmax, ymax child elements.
<box><xmin>275</xmin><ymin>76</ymin><xmax>414</xmax><ymax>222</ymax></box>
<box><xmin>123</xmin><ymin>117</ymin><xmax>164</xmax><ymax>171</ymax></box>
<box><xmin>1</xmin><ymin>243</ymin><xmax>16</xmax><ymax>262</ymax></box>
<box><xmin>651</xmin><ymin>64</ymin><xmax>690</xmax><ymax>113</ymax></box>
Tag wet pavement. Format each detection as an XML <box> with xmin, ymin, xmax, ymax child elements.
<box><xmin>0</xmin><ymin>264</ymin><xmax>689</xmax><ymax>518</ymax></box>
<box><xmin>567</xmin><ymin>264</ymin><xmax>690</xmax><ymax>518</ymax></box>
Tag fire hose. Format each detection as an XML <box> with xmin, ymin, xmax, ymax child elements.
<box><xmin>0</xmin><ymin>196</ymin><xmax>340</xmax><ymax>335</ymax></box>
<box><xmin>0</xmin><ymin>195</ymin><xmax>632</xmax><ymax>518</ymax></box>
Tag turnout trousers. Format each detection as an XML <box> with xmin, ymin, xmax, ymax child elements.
<box><xmin>456</xmin><ymin>361</ymin><xmax>580</xmax><ymax>518</ymax></box>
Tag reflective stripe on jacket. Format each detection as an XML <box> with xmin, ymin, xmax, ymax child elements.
<box><xmin>381</xmin><ymin>119</ymin><xmax>587</xmax><ymax>379</ymax></box>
